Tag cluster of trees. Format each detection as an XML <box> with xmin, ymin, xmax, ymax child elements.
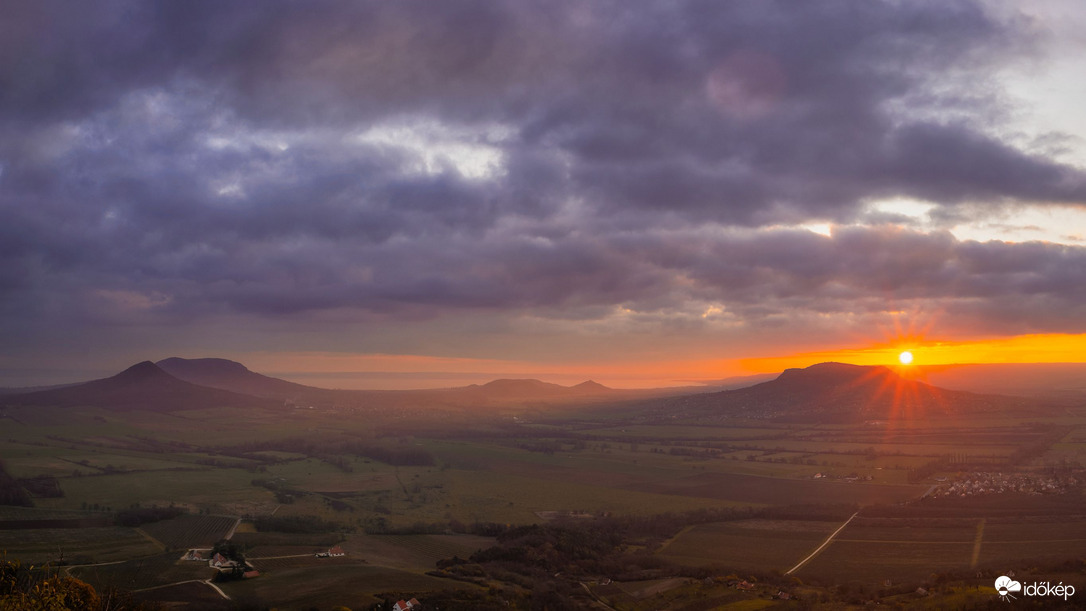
<box><xmin>253</xmin><ymin>514</ymin><xmax>342</xmax><ymax>534</ymax></box>
<box><xmin>15</xmin><ymin>475</ymin><xmax>63</xmax><ymax>498</ymax></box>
<box><xmin>339</xmin><ymin>442</ymin><xmax>435</xmax><ymax>466</ymax></box>
<box><xmin>906</xmin><ymin>456</ymin><xmax>948</xmax><ymax>483</ymax></box>
<box><xmin>215</xmin><ymin>437</ymin><xmax>436</xmax><ymax>470</ymax></box>
<box><xmin>0</xmin><ymin>461</ymin><xmax>32</xmax><ymax>507</ymax></box>
<box><xmin>250</xmin><ymin>478</ymin><xmax>304</xmax><ymax>504</ymax></box>
<box><xmin>115</xmin><ymin>505</ymin><xmax>185</xmax><ymax>527</ymax></box>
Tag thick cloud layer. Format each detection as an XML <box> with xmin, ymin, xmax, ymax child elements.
<box><xmin>1</xmin><ymin>0</ymin><xmax>1085</xmax><ymax>373</ymax></box>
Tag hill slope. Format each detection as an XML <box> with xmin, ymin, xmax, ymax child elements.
<box><xmin>652</xmin><ymin>362</ymin><xmax>1030</xmax><ymax>423</ymax></box>
<box><xmin>157</xmin><ymin>357</ymin><xmax>318</xmax><ymax>400</ymax></box>
<box><xmin>3</xmin><ymin>361</ymin><xmax>276</xmax><ymax>411</ymax></box>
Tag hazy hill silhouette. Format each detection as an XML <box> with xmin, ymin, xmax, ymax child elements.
<box><xmin>454</xmin><ymin>378</ymin><xmax>617</xmax><ymax>402</ymax></box>
<box><xmin>157</xmin><ymin>357</ymin><xmax>319</xmax><ymax>400</ymax></box>
<box><xmin>655</xmin><ymin>362</ymin><xmax>1029</xmax><ymax>422</ymax></box>
<box><xmin>3</xmin><ymin>361</ymin><xmax>276</xmax><ymax>411</ymax></box>
<box><xmin>156</xmin><ymin>359</ymin><xmax>624</xmax><ymax>407</ymax></box>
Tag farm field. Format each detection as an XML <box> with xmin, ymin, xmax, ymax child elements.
<box><xmin>658</xmin><ymin>519</ymin><xmax>841</xmax><ymax>570</ymax></box>
<box><xmin>0</xmin><ymin>526</ymin><xmax>160</xmax><ymax>564</ymax></box>
<box><xmin>217</xmin><ymin>563</ymin><xmax>474</xmax><ymax>609</ymax></box>
<box><xmin>629</xmin><ymin>471</ymin><xmax>924</xmax><ymax>505</ymax></box>
<box><xmin>69</xmin><ymin>552</ymin><xmax>212</xmax><ymax>591</ymax></box>
<box><xmin>340</xmin><ymin>533</ymin><xmax>496</xmax><ymax>571</ymax></box>
<box><xmin>792</xmin><ymin>516</ymin><xmax>1086</xmax><ymax>584</ymax></box>
<box><xmin>3</xmin><ymin>395</ymin><xmax>1084</xmax><ymax>609</ymax></box>
<box><xmin>139</xmin><ymin>514</ymin><xmax>238</xmax><ymax>549</ymax></box>
<box><xmin>801</xmin><ymin>539</ymin><xmax>976</xmax><ymax>583</ymax></box>
<box><xmin>132</xmin><ymin>580</ymin><xmax>232</xmax><ymax>609</ymax></box>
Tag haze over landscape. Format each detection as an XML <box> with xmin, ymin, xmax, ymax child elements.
<box><xmin>3</xmin><ymin>1</ymin><xmax>1086</xmax><ymax>609</ymax></box>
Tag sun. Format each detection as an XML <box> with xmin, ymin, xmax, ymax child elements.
<box><xmin>898</xmin><ymin>350</ymin><xmax>914</xmax><ymax>365</ymax></box>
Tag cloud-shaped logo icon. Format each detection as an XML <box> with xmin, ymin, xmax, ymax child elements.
<box><xmin>995</xmin><ymin>575</ymin><xmax>1022</xmax><ymax>600</ymax></box>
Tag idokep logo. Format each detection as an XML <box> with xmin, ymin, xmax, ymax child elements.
<box><xmin>995</xmin><ymin>576</ymin><xmax>1021</xmax><ymax>601</ymax></box>
<box><xmin>995</xmin><ymin>575</ymin><xmax>1075</xmax><ymax>602</ymax></box>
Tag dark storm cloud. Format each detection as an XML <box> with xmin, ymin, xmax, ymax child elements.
<box><xmin>2</xmin><ymin>0</ymin><xmax>1085</xmax><ymax>350</ymax></box>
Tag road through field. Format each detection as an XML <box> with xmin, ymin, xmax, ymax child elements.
<box><xmin>132</xmin><ymin>578</ymin><xmax>231</xmax><ymax>601</ymax></box>
<box><xmin>785</xmin><ymin>512</ymin><xmax>858</xmax><ymax>575</ymax></box>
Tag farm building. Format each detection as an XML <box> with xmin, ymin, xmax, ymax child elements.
<box><xmin>392</xmin><ymin>598</ymin><xmax>421</xmax><ymax>611</ymax></box>
<box><xmin>209</xmin><ymin>553</ymin><xmax>236</xmax><ymax>569</ymax></box>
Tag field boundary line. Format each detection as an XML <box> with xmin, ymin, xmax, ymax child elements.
<box><xmin>133</xmin><ymin>579</ymin><xmax>204</xmax><ymax>593</ymax></box>
<box><xmin>134</xmin><ymin>527</ymin><xmax>166</xmax><ymax>552</ymax></box>
<box><xmin>656</xmin><ymin>525</ymin><xmax>696</xmax><ymax>553</ymax></box>
<box><xmin>203</xmin><ymin>579</ymin><xmax>231</xmax><ymax>600</ymax></box>
<box><xmin>834</xmin><ymin>539</ymin><xmax>972</xmax><ymax>544</ymax></box>
<box><xmin>970</xmin><ymin>518</ymin><xmax>985</xmax><ymax>569</ymax></box>
<box><xmin>579</xmin><ymin>582</ymin><xmax>618</xmax><ymax>611</ymax></box>
<box><xmin>224</xmin><ymin>518</ymin><xmax>241</xmax><ymax>540</ymax></box>
<box><xmin>785</xmin><ymin>511</ymin><xmax>858</xmax><ymax>575</ymax></box>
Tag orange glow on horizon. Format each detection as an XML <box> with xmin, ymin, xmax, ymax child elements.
<box><xmin>741</xmin><ymin>332</ymin><xmax>1086</xmax><ymax>373</ymax></box>
<box><xmin>218</xmin><ymin>333</ymin><xmax>1086</xmax><ymax>390</ymax></box>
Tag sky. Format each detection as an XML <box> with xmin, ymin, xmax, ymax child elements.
<box><xmin>2</xmin><ymin>1</ymin><xmax>1086</xmax><ymax>388</ymax></box>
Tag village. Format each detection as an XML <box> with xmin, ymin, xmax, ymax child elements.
<box><xmin>927</xmin><ymin>471</ymin><xmax>1078</xmax><ymax>498</ymax></box>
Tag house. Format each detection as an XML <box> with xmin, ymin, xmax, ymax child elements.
<box><xmin>736</xmin><ymin>580</ymin><xmax>755</xmax><ymax>591</ymax></box>
<box><xmin>328</xmin><ymin>545</ymin><xmax>345</xmax><ymax>557</ymax></box>
<box><xmin>209</xmin><ymin>553</ymin><xmax>236</xmax><ymax>569</ymax></box>
<box><xmin>184</xmin><ymin>550</ymin><xmax>204</xmax><ymax>561</ymax></box>
<box><xmin>392</xmin><ymin>599</ymin><xmax>421</xmax><ymax>611</ymax></box>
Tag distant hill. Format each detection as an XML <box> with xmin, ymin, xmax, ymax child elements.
<box><xmin>453</xmin><ymin>378</ymin><xmax>617</xmax><ymax>402</ymax></box>
<box><xmin>650</xmin><ymin>362</ymin><xmax>1032</xmax><ymax>423</ymax></box>
<box><xmin>157</xmin><ymin>357</ymin><xmax>319</xmax><ymax>400</ymax></box>
<box><xmin>2</xmin><ymin>361</ymin><xmax>276</xmax><ymax>411</ymax></box>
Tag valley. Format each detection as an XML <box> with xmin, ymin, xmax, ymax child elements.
<box><xmin>2</xmin><ymin>358</ymin><xmax>1084</xmax><ymax>608</ymax></box>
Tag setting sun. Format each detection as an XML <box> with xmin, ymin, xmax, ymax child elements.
<box><xmin>898</xmin><ymin>351</ymin><xmax>914</xmax><ymax>365</ymax></box>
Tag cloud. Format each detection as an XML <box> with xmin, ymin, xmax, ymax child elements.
<box><xmin>1</xmin><ymin>0</ymin><xmax>1085</xmax><ymax>367</ymax></box>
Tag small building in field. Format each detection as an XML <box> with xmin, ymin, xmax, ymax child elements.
<box><xmin>209</xmin><ymin>553</ymin><xmax>236</xmax><ymax>569</ymax></box>
<box><xmin>328</xmin><ymin>545</ymin><xmax>345</xmax><ymax>557</ymax></box>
